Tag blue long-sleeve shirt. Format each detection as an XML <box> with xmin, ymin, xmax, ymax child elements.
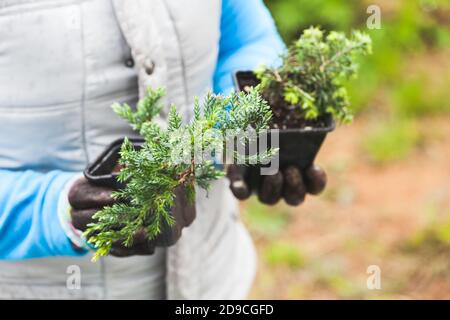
<box><xmin>214</xmin><ymin>0</ymin><xmax>285</xmax><ymax>94</ymax></box>
<box><xmin>0</xmin><ymin>0</ymin><xmax>285</xmax><ymax>260</ymax></box>
<box><xmin>0</xmin><ymin>170</ymin><xmax>84</xmax><ymax>259</ymax></box>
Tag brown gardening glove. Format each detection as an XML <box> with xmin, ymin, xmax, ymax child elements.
<box><xmin>227</xmin><ymin>164</ymin><xmax>327</xmax><ymax>206</ymax></box>
<box><xmin>68</xmin><ymin>177</ymin><xmax>196</xmax><ymax>257</ymax></box>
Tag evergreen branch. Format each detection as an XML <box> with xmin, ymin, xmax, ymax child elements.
<box><xmin>84</xmin><ymin>87</ymin><xmax>276</xmax><ymax>260</ymax></box>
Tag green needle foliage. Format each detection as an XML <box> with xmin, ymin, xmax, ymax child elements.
<box><xmin>255</xmin><ymin>26</ymin><xmax>372</xmax><ymax>125</ymax></box>
<box><xmin>85</xmin><ymin>87</ymin><xmax>275</xmax><ymax>260</ymax></box>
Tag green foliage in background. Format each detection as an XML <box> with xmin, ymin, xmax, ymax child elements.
<box><xmin>264</xmin><ymin>241</ymin><xmax>306</xmax><ymax>269</ymax></box>
<box><xmin>363</xmin><ymin>119</ymin><xmax>421</xmax><ymax>164</ymax></box>
<box><xmin>265</xmin><ymin>0</ymin><xmax>450</xmax><ymax>116</ymax></box>
<box><xmin>243</xmin><ymin>198</ymin><xmax>291</xmax><ymax>238</ymax></box>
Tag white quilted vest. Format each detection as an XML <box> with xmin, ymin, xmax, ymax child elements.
<box><xmin>0</xmin><ymin>0</ymin><xmax>256</xmax><ymax>299</ymax></box>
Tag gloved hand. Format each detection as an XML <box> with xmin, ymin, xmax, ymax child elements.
<box><xmin>68</xmin><ymin>177</ymin><xmax>196</xmax><ymax>257</ymax></box>
<box><xmin>227</xmin><ymin>164</ymin><xmax>327</xmax><ymax>206</ymax></box>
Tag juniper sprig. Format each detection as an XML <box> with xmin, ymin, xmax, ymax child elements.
<box><xmin>84</xmin><ymin>87</ymin><xmax>275</xmax><ymax>260</ymax></box>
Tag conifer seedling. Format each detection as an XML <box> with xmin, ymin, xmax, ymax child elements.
<box><xmin>84</xmin><ymin>87</ymin><xmax>276</xmax><ymax>259</ymax></box>
<box><xmin>254</xmin><ymin>26</ymin><xmax>372</xmax><ymax>128</ymax></box>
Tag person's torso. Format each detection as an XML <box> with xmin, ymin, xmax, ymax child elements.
<box><xmin>0</xmin><ymin>0</ymin><xmax>141</xmax><ymax>171</ymax></box>
<box><xmin>0</xmin><ymin>0</ymin><xmax>254</xmax><ymax>300</ymax></box>
<box><xmin>0</xmin><ymin>0</ymin><xmax>222</xmax><ymax>171</ymax></box>
<box><xmin>0</xmin><ymin>0</ymin><xmax>226</xmax><ymax>300</ymax></box>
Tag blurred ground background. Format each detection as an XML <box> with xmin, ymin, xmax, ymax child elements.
<box><xmin>242</xmin><ymin>0</ymin><xmax>450</xmax><ymax>299</ymax></box>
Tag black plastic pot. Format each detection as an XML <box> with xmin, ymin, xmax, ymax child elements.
<box><xmin>84</xmin><ymin>137</ymin><xmax>145</xmax><ymax>189</ymax></box>
<box><xmin>84</xmin><ymin>138</ymin><xmax>192</xmax><ymax>248</ymax></box>
<box><xmin>233</xmin><ymin>71</ymin><xmax>335</xmax><ymax>182</ymax></box>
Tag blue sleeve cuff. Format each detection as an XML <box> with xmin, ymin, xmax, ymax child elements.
<box><xmin>0</xmin><ymin>170</ymin><xmax>88</xmax><ymax>260</ymax></box>
<box><xmin>46</xmin><ymin>172</ymin><xmax>88</xmax><ymax>258</ymax></box>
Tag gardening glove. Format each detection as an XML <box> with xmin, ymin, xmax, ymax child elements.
<box><xmin>68</xmin><ymin>177</ymin><xmax>196</xmax><ymax>257</ymax></box>
<box><xmin>227</xmin><ymin>164</ymin><xmax>327</xmax><ymax>206</ymax></box>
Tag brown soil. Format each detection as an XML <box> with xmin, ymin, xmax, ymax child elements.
<box><xmin>112</xmin><ymin>162</ymin><xmax>124</xmax><ymax>173</ymax></box>
<box><xmin>238</xmin><ymin>71</ymin><xmax>327</xmax><ymax>129</ymax></box>
<box><xmin>264</xmin><ymin>92</ymin><xmax>326</xmax><ymax>130</ymax></box>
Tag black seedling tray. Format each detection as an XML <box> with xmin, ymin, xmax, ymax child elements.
<box><xmin>84</xmin><ymin>137</ymin><xmax>145</xmax><ymax>189</ymax></box>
